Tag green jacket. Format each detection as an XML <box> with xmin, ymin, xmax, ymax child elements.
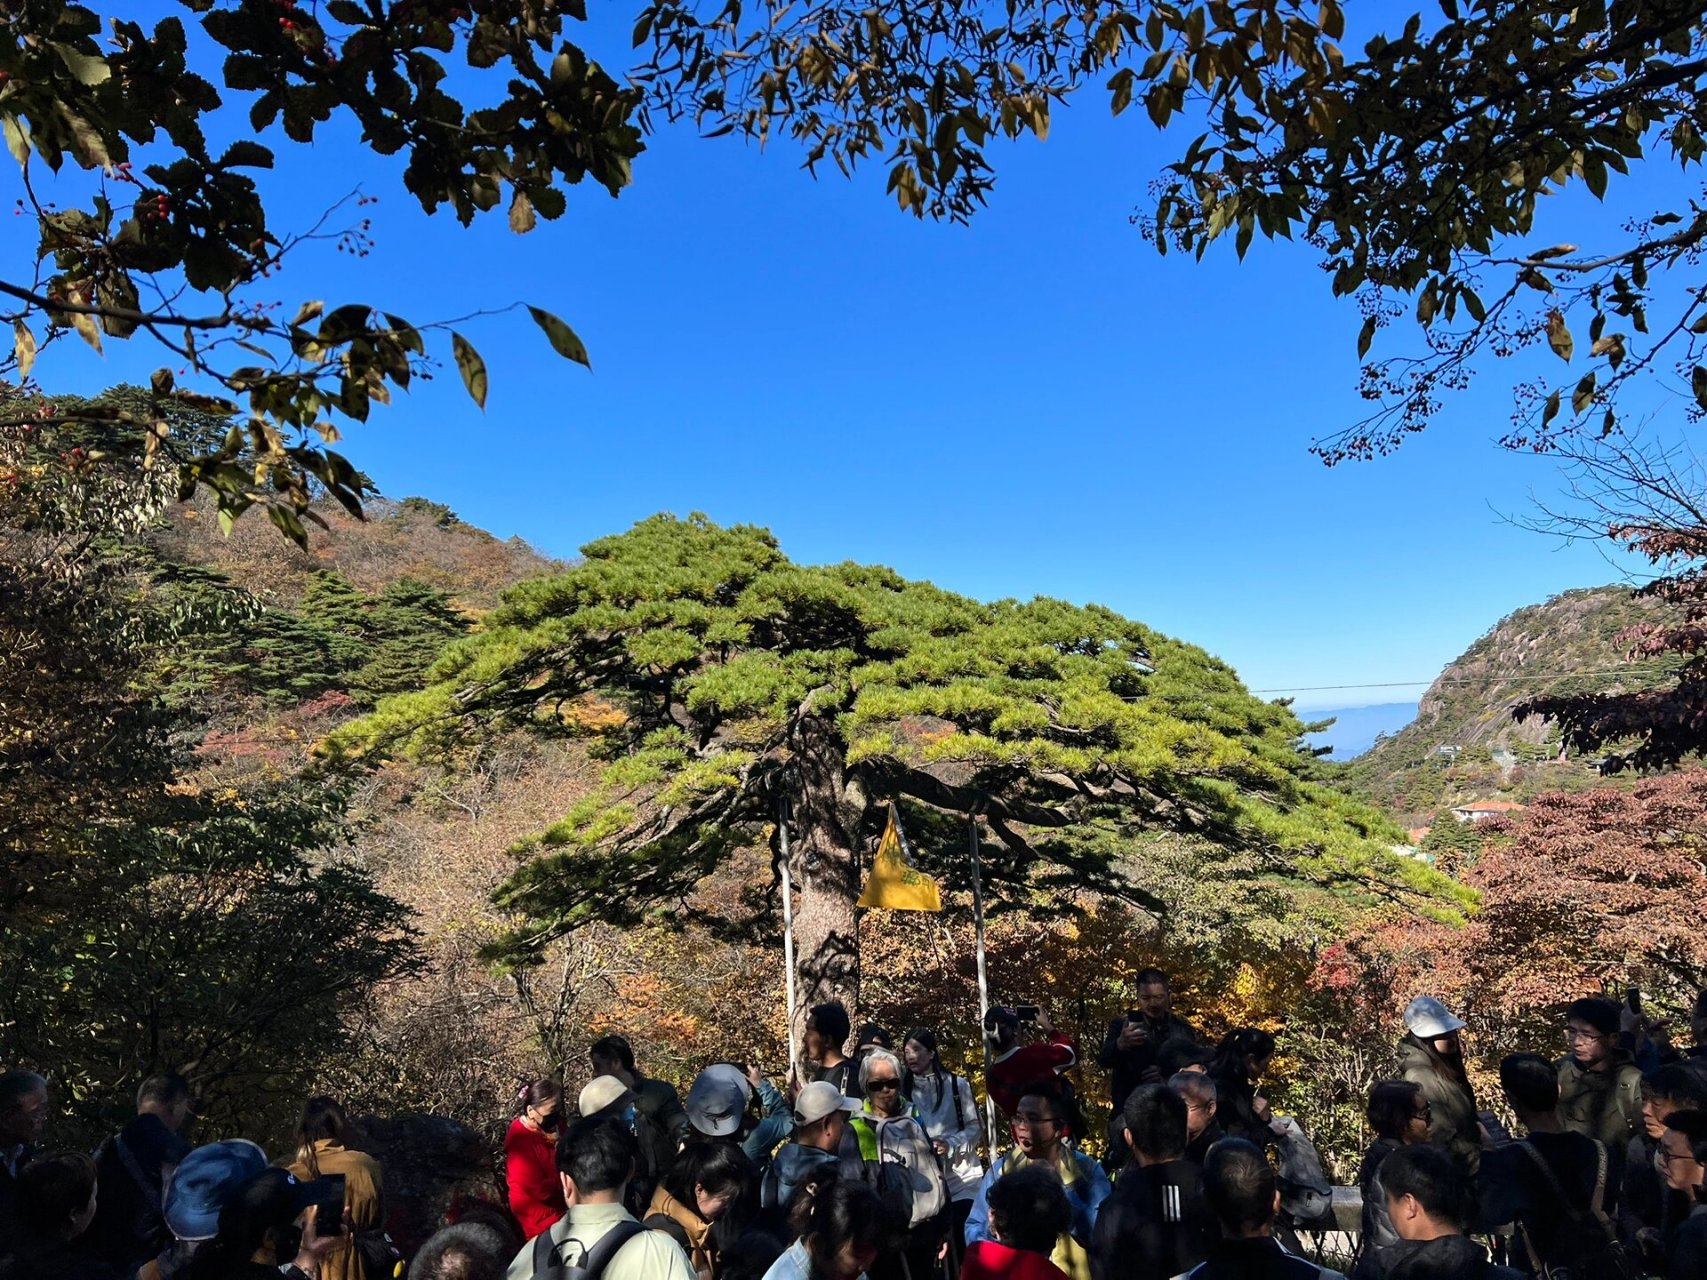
<box><xmin>1555</xmin><ymin>1053</ymin><xmax>1644</xmax><ymax>1150</ymax></box>
<box><xmin>1397</xmin><ymin>1036</ymin><xmax>1481</xmax><ymax>1176</ymax></box>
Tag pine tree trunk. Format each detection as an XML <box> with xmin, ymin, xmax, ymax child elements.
<box><xmin>787</xmin><ymin>712</ymin><xmax>866</xmax><ymax>1046</ymax></box>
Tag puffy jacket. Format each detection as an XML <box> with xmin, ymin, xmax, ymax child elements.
<box><xmin>1555</xmin><ymin>1053</ymin><xmax>1644</xmax><ymax>1151</ymax></box>
<box><xmin>907</xmin><ymin>1071</ymin><xmax>983</xmax><ymax>1202</ymax></box>
<box><xmin>846</xmin><ymin>1104</ymin><xmax>947</xmax><ymax>1227</ymax></box>
<box><xmin>1396</xmin><ymin>1037</ymin><xmax>1480</xmax><ymax>1177</ymax></box>
<box><xmin>1351</xmin><ymin>1140</ymin><xmax>1400</xmax><ymax>1280</ymax></box>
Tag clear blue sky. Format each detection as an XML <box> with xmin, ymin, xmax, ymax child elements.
<box><xmin>13</xmin><ymin>12</ymin><xmax>1680</xmax><ymax>710</ymax></box>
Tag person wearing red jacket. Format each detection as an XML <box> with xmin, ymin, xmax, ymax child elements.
<box><xmin>504</xmin><ymin>1079</ymin><xmax>566</xmax><ymax>1241</ymax></box>
<box><xmin>985</xmin><ymin>1008</ymin><xmax>1077</xmax><ymax>1120</ymax></box>
<box><xmin>961</xmin><ymin>1164</ymin><xmax>1073</xmax><ymax>1280</ymax></box>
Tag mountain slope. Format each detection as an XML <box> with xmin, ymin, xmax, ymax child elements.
<box><xmin>1344</xmin><ymin>585</ymin><xmax>1686</xmax><ymax>822</ymax></box>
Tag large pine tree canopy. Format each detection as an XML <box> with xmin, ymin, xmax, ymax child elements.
<box><xmin>330</xmin><ymin>514</ymin><xmax>1466</xmax><ymax>983</ymax></box>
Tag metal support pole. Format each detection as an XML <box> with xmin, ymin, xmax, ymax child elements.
<box><xmin>779</xmin><ymin>801</ymin><xmax>801</xmax><ymax>1087</ymax></box>
<box><xmin>970</xmin><ymin>811</ymin><xmax>996</xmax><ymax>1141</ymax></box>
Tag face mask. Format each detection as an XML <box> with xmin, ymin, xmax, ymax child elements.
<box><xmin>539</xmin><ymin>1110</ymin><xmax>563</xmax><ymax>1133</ymax></box>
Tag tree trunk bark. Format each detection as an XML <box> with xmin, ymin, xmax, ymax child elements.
<box><xmin>787</xmin><ymin>712</ymin><xmax>866</xmax><ymax>1051</ymax></box>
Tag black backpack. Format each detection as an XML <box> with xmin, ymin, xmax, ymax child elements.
<box><xmin>529</xmin><ymin>1221</ymin><xmax>648</xmax><ymax>1280</ymax></box>
<box><xmin>1512</xmin><ymin>1139</ymin><xmax>1637</xmax><ymax>1280</ymax></box>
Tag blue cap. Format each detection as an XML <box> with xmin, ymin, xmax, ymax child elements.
<box><xmin>164</xmin><ymin>1139</ymin><xmax>270</xmax><ymax>1241</ymax></box>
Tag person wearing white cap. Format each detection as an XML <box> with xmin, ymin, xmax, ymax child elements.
<box><xmin>759</xmin><ymin>1083</ymin><xmax>858</xmax><ymax>1211</ymax></box>
<box><xmin>582</xmin><ymin>1076</ymin><xmax>676</xmax><ymax>1221</ymax></box>
<box><xmin>1396</xmin><ymin>997</ymin><xmax>1482</xmax><ymax>1176</ymax></box>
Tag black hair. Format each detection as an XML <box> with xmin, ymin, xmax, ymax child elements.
<box><xmin>410</xmin><ymin>1222</ymin><xmax>510</xmax><ymax>1280</ymax></box>
<box><xmin>901</xmin><ymin>1026</ymin><xmax>947</xmax><ymax>1101</ymax></box>
<box><xmin>1667</xmin><ymin>1110</ymin><xmax>1707</xmax><ymax>1175</ymax></box>
<box><xmin>1202</xmin><ymin>1138</ymin><xmax>1276</xmax><ymax>1237</ymax></box>
<box><xmin>137</xmin><ymin>1072</ymin><xmax>192</xmax><ymax>1111</ymax></box>
<box><xmin>185</xmin><ymin>1169</ymin><xmax>304</xmax><ymax>1280</ymax></box>
<box><xmin>294</xmin><ymin>1096</ymin><xmax>350</xmax><ymax>1180</ymax></box>
<box><xmin>1695</xmin><ymin>991</ymin><xmax>1707</xmax><ymax>1020</ymax></box>
<box><xmin>1381</xmin><ymin>1143</ymin><xmax>1473</xmax><ymax>1229</ymax></box>
<box><xmin>662</xmin><ymin>1140</ymin><xmax>754</xmax><ymax>1217</ymax></box>
<box><xmin>1366</xmin><ymin>1081</ymin><xmax>1424</xmax><ymax>1141</ymax></box>
<box><xmin>1500</xmin><ymin>1053</ymin><xmax>1561</xmax><ymax>1114</ymax></box>
<box><xmin>1155</xmin><ymin>1038</ymin><xmax>1210</xmax><ymax>1077</ymax></box>
<box><xmin>856</xmin><ymin>1023</ymin><xmax>893</xmax><ymax>1049</ymax></box>
<box><xmin>590</xmin><ymin>1035</ymin><xmax>638</xmax><ymax>1075</ymax></box>
<box><xmin>515</xmin><ymin>1078</ymin><xmax>563</xmax><ymax>1116</ymax></box>
<box><xmin>1122</xmin><ymin>1083</ymin><xmax>1188</xmax><ymax>1161</ymax></box>
<box><xmin>1565</xmin><ymin>997</ymin><xmax>1620</xmax><ymax>1038</ymax></box>
<box><xmin>557</xmin><ymin>1115</ymin><xmax>638</xmax><ymax>1192</ymax></box>
<box><xmin>1646</xmin><ymin>1063</ymin><xmax>1707</xmax><ymax>1111</ymax></box>
<box><xmin>987</xmin><ymin>1164</ymin><xmax>1073</xmax><ymax>1255</ymax></box>
<box><xmin>808</xmin><ymin>1002</ymin><xmax>851</xmax><ymax>1048</ymax></box>
<box><xmin>795</xmin><ymin>1173</ymin><xmax>890</xmax><ymax>1266</ymax></box>
<box><xmin>1207</xmin><ymin>1030</ymin><xmax>1276</xmax><ymax>1085</ymax></box>
<box><xmin>1135</xmin><ymin>968</ymin><xmax>1170</xmax><ymax>990</ymax></box>
<box><xmin>15</xmin><ymin>1152</ymin><xmax>95</xmax><ymax>1237</ymax></box>
<box><xmin>718</xmin><ymin>1225</ymin><xmax>791</xmax><ymax>1280</ymax></box>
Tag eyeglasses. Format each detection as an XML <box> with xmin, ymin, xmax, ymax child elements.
<box><xmin>1564</xmin><ymin>1027</ymin><xmax>1606</xmax><ymax>1043</ymax></box>
<box><xmin>867</xmin><ymin>1079</ymin><xmax>900</xmax><ymax>1092</ymax></box>
<box><xmin>1413</xmin><ymin>1104</ymin><xmax>1433</xmax><ymax>1120</ymax></box>
<box><xmin>1011</xmin><ymin>1114</ymin><xmax>1057</xmax><ymax>1131</ymax></box>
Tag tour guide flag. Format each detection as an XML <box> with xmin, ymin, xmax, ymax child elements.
<box><xmin>857</xmin><ymin>803</ymin><xmax>943</xmax><ymax>912</ymax></box>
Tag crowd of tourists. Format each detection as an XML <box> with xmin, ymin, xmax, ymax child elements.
<box><xmin>4</xmin><ymin>974</ymin><xmax>1707</xmax><ymax>1280</ymax></box>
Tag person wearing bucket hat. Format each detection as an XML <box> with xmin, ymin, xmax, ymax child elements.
<box><xmin>759</xmin><ymin>1083</ymin><xmax>858</xmax><ymax>1211</ymax></box>
<box><xmin>135</xmin><ymin>1140</ymin><xmax>270</xmax><ymax>1280</ymax></box>
<box><xmin>178</xmin><ymin>1166</ymin><xmax>347</xmax><ymax>1280</ymax></box>
<box><xmin>1397</xmin><ymin>998</ymin><xmax>1482</xmax><ymax>1177</ymax></box>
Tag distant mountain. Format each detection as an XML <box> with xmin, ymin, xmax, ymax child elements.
<box><xmin>1302</xmin><ymin>702</ymin><xmax>1419</xmax><ymax>759</ymax></box>
<box><xmin>1343</xmin><ymin>585</ymin><xmax>1687</xmax><ymax>823</ymax></box>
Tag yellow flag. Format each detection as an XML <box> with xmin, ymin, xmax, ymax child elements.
<box><xmin>857</xmin><ymin>804</ymin><xmax>943</xmax><ymax>912</ymax></box>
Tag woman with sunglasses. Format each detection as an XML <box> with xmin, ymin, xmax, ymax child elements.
<box><xmin>847</xmin><ymin>1050</ymin><xmax>947</xmax><ymax>1280</ymax></box>
<box><xmin>1350</xmin><ymin>1081</ymin><xmax>1432</xmax><ymax>1279</ymax></box>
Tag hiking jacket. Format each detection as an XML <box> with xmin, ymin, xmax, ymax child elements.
<box><xmin>1186</xmin><ymin>1237</ymin><xmax>1343</xmax><ymax>1280</ymax></box>
<box><xmin>645</xmin><ymin>1186</ymin><xmax>715</xmax><ymax>1276</ymax></box>
<box><xmin>1396</xmin><ymin>1037</ymin><xmax>1480</xmax><ymax>1176</ymax></box>
<box><xmin>989</xmin><ymin>1036</ymin><xmax>1078</xmax><ymax>1118</ymax></box>
<box><xmin>635</xmin><ymin>1076</ymin><xmax>692</xmax><ymax>1148</ymax></box>
<box><xmin>507</xmin><ymin>1202</ymin><xmax>696</xmax><ymax>1280</ymax></box>
<box><xmin>907</xmin><ymin>1071</ymin><xmax>983</xmax><ymax>1201</ymax></box>
<box><xmin>1350</xmin><ymin>1139</ymin><xmax>1401</xmax><ymax>1280</ymax></box>
<box><xmin>86</xmin><ymin>1113</ymin><xmax>190</xmax><ymax>1274</ymax></box>
<box><xmin>1554</xmin><ymin>1053</ymin><xmax>1644</xmax><ymax>1151</ymax></box>
<box><xmin>287</xmin><ymin>1139</ymin><xmax>384</xmax><ymax>1280</ymax></box>
<box><xmin>1384</xmin><ymin>1235</ymin><xmax>1521</xmax><ymax>1280</ymax></box>
<box><xmin>759</xmin><ymin>1142</ymin><xmax>845</xmax><ymax>1211</ymax></box>
<box><xmin>967</xmin><ymin>1146</ymin><xmax>1111</xmax><ymax>1248</ymax></box>
<box><xmin>1089</xmin><ymin>1159</ymin><xmax>1215</xmax><ymax>1280</ymax></box>
<box><xmin>1098</xmin><ymin>1014</ymin><xmax>1197</xmax><ymax>1113</ymax></box>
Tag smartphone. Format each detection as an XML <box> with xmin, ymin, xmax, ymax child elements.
<box><xmin>306</xmin><ymin>1174</ymin><xmax>347</xmax><ymax>1238</ymax></box>
<box><xmin>1627</xmin><ymin>987</ymin><xmax>1642</xmax><ymax>1014</ymax></box>
<box><xmin>1015</xmin><ymin>1005</ymin><xmax>1040</xmax><ymax>1022</ymax></box>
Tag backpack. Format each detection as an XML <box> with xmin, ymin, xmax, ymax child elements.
<box><xmin>1512</xmin><ymin>1139</ymin><xmax>1637</xmax><ymax>1280</ymax></box>
<box><xmin>530</xmin><ymin>1221</ymin><xmax>648</xmax><ymax>1280</ymax></box>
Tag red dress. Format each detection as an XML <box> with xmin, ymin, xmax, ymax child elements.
<box><xmin>961</xmin><ymin>1241</ymin><xmax>1070</xmax><ymax>1280</ymax></box>
<box><xmin>504</xmin><ymin>1116</ymin><xmax>565</xmax><ymax>1240</ymax></box>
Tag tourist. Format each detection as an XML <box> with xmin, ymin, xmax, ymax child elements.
<box><xmin>1557</xmin><ymin>997</ymin><xmax>1645</xmax><ymax>1152</ymax></box>
<box><xmin>967</xmin><ymin>1086</ymin><xmax>1110</xmax><ymax>1280</ymax></box>
<box><xmin>142</xmin><ymin>1138</ymin><xmax>270</xmax><ymax>1280</ymax></box>
<box><xmin>506</xmin><ymin>1080</ymin><xmax>567</xmax><ymax>1240</ymax></box>
<box><xmin>0</xmin><ymin>1152</ymin><xmax>117</xmax><ymax>1280</ymax></box>
<box><xmin>1381</xmin><ymin>1145</ymin><xmax>1520</xmax><ymax>1279</ymax></box>
<box><xmin>182</xmin><ymin>1166</ymin><xmax>348</xmax><ymax>1280</ymax></box>
<box><xmin>411</xmin><ymin>1222</ymin><xmax>511</xmax><ymax>1280</ymax></box>
<box><xmin>0</xmin><ymin>1070</ymin><xmax>48</xmax><ymax>1234</ymax></box>
<box><xmin>1184</xmin><ymin>1138</ymin><xmax>1342</xmax><ymax>1280</ymax></box>
<box><xmin>1170</xmin><ymin>1072</ymin><xmax>1224</xmax><ymax>1166</ymax></box>
<box><xmin>848</xmin><ymin>1048</ymin><xmax>946</xmax><ymax>1280</ymax></box>
<box><xmin>1090</xmin><ymin>1083</ymin><xmax>1215</xmax><ymax>1280</ymax></box>
<box><xmin>1396</xmin><ymin>998</ymin><xmax>1481</xmax><ymax>1176</ymax></box>
<box><xmin>582</xmin><ymin>1074</ymin><xmax>678</xmax><ymax>1219</ymax></box>
<box><xmin>986</xmin><ymin>1009</ymin><xmax>1079</xmax><ymax>1120</ymax></box>
<box><xmin>646</xmin><ymin>1140</ymin><xmax>756</xmax><ymax>1279</ymax></box>
<box><xmin>1625</xmin><ymin>1062</ymin><xmax>1707</xmax><ymax>1269</ymax></box>
<box><xmin>901</xmin><ymin>1026</ymin><xmax>982</xmax><ymax>1251</ymax></box>
<box><xmin>963</xmin><ymin>1165</ymin><xmax>1073</xmax><ymax>1280</ymax></box>
<box><xmin>87</xmin><ymin>1072</ymin><xmax>195</xmax><ymax>1274</ymax></box>
<box><xmin>1098</xmin><ymin>971</ymin><xmax>1198</xmax><ymax>1118</ymax></box>
<box><xmin>508</xmin><ymin>1116</ymin><xmax>697</xmax><ymax>1280</ymax></box>
<box><xmin>594</xmin><ymin>1036</ymin><xmax>693</xmax><ymax>1149</ymax></box>
<box><xmin>1350</xmin><ymin>1082</ymin><xmax>1430</xmax><ymax>1280</ymax></box>
<box><xmin>685</xmin><ymin>1063</ymin><xmax>793</xmax><ymax>1166</ymax></box>
<box><xmin>1478</xmin><ymin>1053</ymin><xmax>1622</xmax><ymax>1277</ymax></box>
<box><xmin>760</xmin><ymin>1175</ymin><xmax>887</xmax><ymax>1280</ymax></box>
<box><xmin>1659</xmin><ymin>1111</ymin><xmax>1707</xmax><ymax>1279</ymax></box>
<box><xmin>760</xmin><ymin>1082</ymin><xmax>857</xmax><ymax>1211</ymax></box>
<box><xmin>288</xmin><ymin>1096</ymin><xmax>384</xmax><ymax>1280</ymax></box>
<box><xmin>1206</xmin><ymin>1030</ymin><xmax>1278</xmax><ymax>1148</ymax></box>
<box><xmin>805</xmin><ymin>1003</ymin><xmax>859</xmax><ymax>1098</ymax></box>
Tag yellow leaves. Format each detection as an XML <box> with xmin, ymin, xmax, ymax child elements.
<box><xmin>559</xmin><ymin>695</ymin><xmax>628</xmax><ymax>731</ymax></box>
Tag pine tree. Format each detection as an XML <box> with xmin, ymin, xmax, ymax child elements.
<box><xmin>333</xmin><ymin>514</ymin><xmax>1467</xmax><ymax>1011</ymax></box>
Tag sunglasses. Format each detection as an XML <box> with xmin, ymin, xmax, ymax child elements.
<box><xmin>867</xmin><ymin>1079</ymin><xmax>900</xmax><ymax>1091</ymax></box>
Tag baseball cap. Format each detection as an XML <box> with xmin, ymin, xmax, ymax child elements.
<box><xmin>686</xmin><ymin>1064</ymin><xmax>752</xmax><ymax>1137</ymax></box>
<box><xmin>793</xmin><ymin>1080</ymin><xmax>859</xmax><ymax>1126</ymax></box>
<box><xmin>1404</xmin><ymin>996</ymin><xmax>1467</xmax><ymax>1039</ymax></box>
<box><xmin>579</xmin><ymin>1075</ymin><xmax>634</xmax><ymax>1117</ymax></box>
<box><xmin>163</xmin><ymin>1139</ymin><xmax>270</xmax><ymax>1241</ymax></box>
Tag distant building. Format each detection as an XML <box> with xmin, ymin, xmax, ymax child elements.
<box><xmin>1450</xmin><ymin>799</ymin><xmax>1526</xmax><ymax>824</ymax></box>
<box><xmin>1432</xmin><ymin>744</ymin><xmax>1461</xmax><ymax>760</ymax></box>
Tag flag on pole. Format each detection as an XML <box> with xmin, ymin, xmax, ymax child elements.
<box><xmin>858</xmin><ymin>803</ymin><xmax>943</xmax><ymax>912</ymax></box>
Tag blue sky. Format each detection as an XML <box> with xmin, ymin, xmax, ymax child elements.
<box><xmin>12</xmin><ymin>13</ymin><xmax>1684</xmax><ymax>710</ymax></box>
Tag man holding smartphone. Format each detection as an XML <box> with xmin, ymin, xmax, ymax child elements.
<box><xmin>1098</xmin><ymin>970</ymin><xmax>1197</xmax><ymax>1118</ymax></box>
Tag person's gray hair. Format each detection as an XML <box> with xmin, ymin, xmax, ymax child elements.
<box><xmin>0</xmin><ymin>1071</ymin><xmax>46</xmax><ymax>1110</ymax></box>
<box><xmin>859</xmin><ymin>1048</ymin><xmax>904</xmax><ymax>1091</ymax></box>
<box><xmin>1169</xmin><ymin>1070</ymin><xmax>1217</xmax><ymax>1104</ymax></box>
<box><xmin>409</xmin><ymin>1222</ymin><xmax>509</xmax><ymax>1280</ymax></box>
